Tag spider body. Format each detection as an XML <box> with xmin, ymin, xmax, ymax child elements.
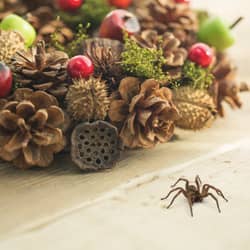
<box><xmin>161</xmin><ymin>176</ymin><xmax>228</xmax><ymax>216</ymax></box>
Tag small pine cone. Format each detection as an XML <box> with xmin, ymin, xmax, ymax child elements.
<box><xmin>173</xmin><ymin>86</ymin><xmax>217</xmax><ymax>130</ymax></box>
<box><xmin>0</xmin><ymin>0</ymin><xmax>27</xmax><ymax>21</ymax></box>
<box><xmin>22</xmin><ymin>0</ymin><xmax>54</xmax><ymax>10</ymax></box>
<box><xmin>11</xmin><ymin>41</ymin><xmax>69</xmax><ymax>99</ymax></box>
<box><xmin>133</xmin><ymin>30</ymin><xmax>187</xmax><ymax>78</ymax></box>
<box><xmin>0</xmin><ymin>88</ymin><xmax>65</xmax><ymax>169</ymax></box>
<box><xmin>0</xmin><ymin>30</ymin><xmax>25</xmax><ymax>65</ymax></box>
<box><xmin>109</xmin><ymin>77</ymin><xmax>179</xmax><ymax>149</ymax></box>
<box><xmin>136</xmin><ymin>0</ymin><xmax>198</xmax><ymax>48</ymax></box>
<box><xmin>71</xmin><ymin>121</ymin><xmax>122</xmax><ymax>171</ymax></box>
<box><xmin>27</xmin><ymin>7</ymin><xmax>74</xmax><ymax>45</ymax></box>
<box><xmin>212</xmin><ymin>53</ymin><xmax>242</xmax><ymax>117</ymax></box>
<box><xmin>66</xmin><ymin>77</ymin><xmax>110</xmax><ymax>122</ymax></box>
<box><xmin>81</xmin><ymin>38</ymin><xmax>124</xmax><ymax>93</ymax></box>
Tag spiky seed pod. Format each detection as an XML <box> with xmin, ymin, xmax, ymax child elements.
<box><xmin>71</xmin><ymin>121</ymin><xmax>122</xmax><ymax>171</ymax></box>
<box><xmin>0</xmin><ymin>30</ymin><xmax>25</xmax><ymax>65</ymax></box>
<box><xmin>66</xmin><ymin>77</ymin><xmax>110</xmax><ymax>122</ymax></box>
<box><xmin>173</xmin><ymin>86</ymin><xmax>217</xmax><ymax>130</ymax></box>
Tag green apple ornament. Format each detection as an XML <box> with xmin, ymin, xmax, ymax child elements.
<box><xmin>198</xmin><ymin>17</ymin><xmax>243</xmax><ymax>51</ymax></box>
<box><xmin>0</xmin><ymin>14</ymin><xmax>36</xmax><ymax>47</ymax></box>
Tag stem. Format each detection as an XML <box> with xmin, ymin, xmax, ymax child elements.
<box><xmin>229</xmin><ymin>17</ymin><xmax>244</xmax><ymax>30</ymax></box>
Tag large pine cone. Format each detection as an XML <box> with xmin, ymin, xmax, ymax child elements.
<box><xmin>173</xmin><ymin>86</ymin><xmax>217</xmax><ymax>130</ymax></box>
<box><xmin>0</xmin><ymin>89</ymin><xmax>65</xmax><ymax>169</ymax></box>
<box><xmin>108</xmin><ymin>77</ymin><xmax>179</xmax><ymax>149</ymax></box>
<box><xmin>133</xmin><ymin>30</ymin><xmax>187</xmax><ymax>78</ymax></box>
<box><xmin>212</xmin><ymin>53</ymin><xmax>242</xmax><ymax>117</ymax></box>
<box><xmin>11</xmin><ymin>41</ymin><xmax>69</xmax><ymax>99</ymax></box>
<box><xmin>81</xmin><ymin>38</ymin><xmax>124</xmax><ymax>92</ymax></box>
<box><xmin>27</xmin><ymin>7</ymin><xmax>74</xmax><ymax>45</ymax></box>
<box><xmin>136</xmin><ymin>0</ymin><xmax>198</xmax><ymax>48</ymax></box>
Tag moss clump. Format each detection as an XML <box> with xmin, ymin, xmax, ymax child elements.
<box><xmin>121</xmin><ymin>33</ymin><xmax>169</xmax><ymax>81</ymax></box>
<box><xmin>51</xmin><ymin>23</ymin><xmax>88</xmax><ymax>57</ymax></box>
<box><xmin>169</xmin><ymin>61</ymin><xmax>214</xmax><ymax>90</ymax></box>
<box><xmin>58</xmin><ymin>0</ymin><xmax>113</xmax><ymax>32</ymax></box>
<box><xmin>181</xmin><ymin>60</ymin><xmax>214</xmax><ymax>90</ymax></box>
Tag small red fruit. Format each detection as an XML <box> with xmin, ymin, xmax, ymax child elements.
<box><xmin>56</xmin><ymin>0</ymin><xmax>83</xmax><ymax>12</ymax></box>
<box><xmin>108</xmin><ymin>0</ymin><xmax>132</xmax><ymax>9</ymax></box>
<box><xmin>175</xmin><ymin>0</ymin><xmax>190</xmax><ymax>4</ymax></box>
<box><xmin>99</xmin><ymin>9</ymin><xmax>140</xmax><ymax>41</ymax></box>
<box><xmin>67</xmin><ymin>55</ymin><xmax>94</xmax><ymax>79</ymax></box>
<box><xmin>0</xmin><ymin>63</ymin><xmax>13</xmax><ymax>98</ymax></box>
<box><xmin>188</xmin><ymin>43</ymin><xmax>213</xmax><ymax>68</ymax></box>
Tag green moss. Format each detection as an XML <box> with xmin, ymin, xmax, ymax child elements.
<box><xmin>51</xmin><ymin>23</ymin><xmax>88</xmax><ymax>57</ymax></box>
<box><xmin>57</xmin><ymin>0</ymin><xmax>113</xmax><ymax>32</ymax></box>
<box><xmin>196</xmin><ymin>9</ymin><xmax>210</xmax><ymax>27</ymax></box>
<box><xmin>121</xmin><ymin>33</ymin><xmax>169</xmax><ymax>81</ymax></box>
<box><xmin>181</xmin><ymin>60</ymin><xmax>214</xmax><ymax>90</ymax></box>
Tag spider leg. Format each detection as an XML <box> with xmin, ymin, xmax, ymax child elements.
<box><xmin>206</xmin><ymin>193</ymin><xmax>221</xmax><ymax>213</ymax></box>
<box><xmin>186</xmin><ymin>195</ymin><xmax>194</xmax><ymax>217</ymax></box>
<box><xmin>171</xmin><ymin>178</ymin><xmax>189</xmax><ymax>189</ymax></box>
<box><xmin>161</xmin><ymin>187</ymin><xmax>183</xmax><ymax>201</ymax></box>
<box><xmin>166</xmin><ymin>189</ymin><xmax>186</xmax><ymax>209</ymax></box>
<box><xmin>203</xmin><ymin>184</ymin><xmax>228</xmax><ymax>202</ymax></box>
<box><xmin>195</xmin><ymin>175</ymin><xmax>202</xmax><ymax>192</ymax></box>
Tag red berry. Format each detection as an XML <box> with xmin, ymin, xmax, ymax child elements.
<box><xmin>0</xmin><ymin>63</ymin><xmax>12</xmax><ymax>98</ymax></box>
<box><xmin>188</xmin><ymin>43</ymin><xmax>213</xmax><ymax>68</ymax></box>
<box><xmin>175</xmin><ymin>0</ymin><xmax>190</xmax><ymax>4</ymax></box>
<box><xmin>57</xmin><ymin>0</ymin><xmax>83</xmax><ymax>12</ymax></box>
<box><xmin>67</xmin><ymin>55</ymin><xmax>94</xmax><ymax>79</ymax></box>
<box><xmin>108</xmin><ymin>0</ymin><xmax>132</xmax><ymax>9</ymax></box>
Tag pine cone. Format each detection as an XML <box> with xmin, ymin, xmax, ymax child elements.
<box><xmin>173</xmin><ymin>86</ymin><xmax>217</xmax><ymax>130</ymax></box>
<box><xmin>66</xmin><ymin>77</ymin><xmax>110</xmax><ymax>122</ymax></box>
<box><xmin>81</xmin><ymin>38</ymin><xmax>124</xmax><ymax>92</ymax></box>
<box><xmin>109</xmin><ymin>77</ymin><xmax>179</xmax><ymax>149</ymax></box>
<box><xmin>0</xmin><ymin>88</ymin><xmax>65</xmax><ymax>169</ymax></box>
<box><xmin>22</xmin><ymin>0</ymin><xmax>55</xmax><ymax>10</ymax></box>
<box><xmin>133</xmin><ymin>30</ymin><xmax>187</xmax><ymax>78</ymax></box>
<box><xmin>0</xmin><ymin>30</ymin><xmax>25</xmax><ymax>65</ymax></box>
<box><xmin>11</xmin><ymin>41</ymin><xmax>69</xmax><ymax>99</ymax></box>
<box><xmin>0</xmin><ymin>0</ymin><xmax>27</xmax><ymax>21</ymax></box>
<box><xmin>27</xmin><ymin>7</ymin><xmax>74</xmax><ymax>45</ymax></box>
<box><xmin>136</xmin><ymin>0</ymin><xmax>198</xmax><ymax>48</ymax></box>
<box><xmin>71</xmin><ymin>121</ymin><xmax>122</xmax><ymax>171</ymax></box>
<box><xmin>212</xmin><ymin>53</ymin><xmax>242</xmax><ymax>117</ymax></box>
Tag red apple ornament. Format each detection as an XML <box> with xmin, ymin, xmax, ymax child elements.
<box><xmin>0</xmin><ymin>63</ymin><xmax>13</xmax><ymax>98</ymax></box>
<box><xmin>175</xmin><ymin>0</ymin><xmax>190</xmax><ymax>4</ymax></box>
<box><xmin>108</xmin><ymin>0</ymin><xmax>132</xmax><ymax>9</ymax></box>
<box><xmin>56</xmin><ymin>0</ymin><xmax>83</xmax><ymax>12</ymax></box>
<box><xmin>99</xmin><ymin>9</ymin><xmax>140</xmax><ymax>41</ymax></box>
<box><xmin>188</xmin><ymin>43</ymin><xmax>213</xmax><ymax>68</ymax></box>
<box><xmin>67</xmin><ymin>55</ymin><xmax>94</xmax><ymax>79</ymax></box>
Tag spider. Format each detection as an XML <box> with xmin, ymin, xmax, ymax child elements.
<box><xmin>161</xmin><ymin>176</ymin><xmax>228</xmax><ymax>216</ymax></box>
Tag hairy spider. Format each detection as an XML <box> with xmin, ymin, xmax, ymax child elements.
<box><xmin>161</xmin><ymin>176</ymin><xmax>228</xmax><ymax>216</ymax></box>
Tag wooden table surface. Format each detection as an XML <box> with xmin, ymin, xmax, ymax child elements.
<box><xmin>0</xmin><ymin>0</ymin><xmax>250</xmax><ymax>249</ymax></box>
